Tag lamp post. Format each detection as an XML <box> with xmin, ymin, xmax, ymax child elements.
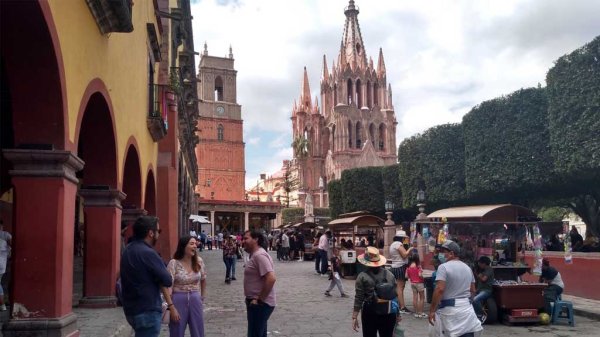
<box><xmin>416</xmin><ymin>189</ymin><xmax>427</xmax><ymax>221</ymax></box>
<box><xmin>385</xmin><ymin>200</ymin><xmax>395</xmax><ymax>226</ymax></box>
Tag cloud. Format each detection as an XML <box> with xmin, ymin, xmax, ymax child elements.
<box><xmin>190</xmin><ymin>0</ymin><xmax>600</xmax><ymax>187</ymax></box>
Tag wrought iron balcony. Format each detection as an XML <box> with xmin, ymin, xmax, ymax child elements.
<box><xmin>147</xmin><ymin>84</ymin><xmax>168</xmax><ymax>142</ymax></box>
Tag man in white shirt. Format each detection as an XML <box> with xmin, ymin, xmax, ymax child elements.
<box><xmin>281</xmin><ymin>232</ymin><xmax>290</xmax><ymax>261</ymax></box>
<box><xmin>317</xmin><ymin>231</ymin><xmax>331</xmax><ymax>276</ymax></box>
<box><xmin>0</xmin><ymin>220</ymin><xmax>11</xmax><ymax>311</ymax></box>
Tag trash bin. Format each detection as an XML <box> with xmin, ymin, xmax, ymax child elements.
<box><xmin>424</xmin><ymin>277</ymin><xmax>433</xmax><ymax>304</ymax></box>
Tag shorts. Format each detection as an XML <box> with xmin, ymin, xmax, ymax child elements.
<box><xmin>390</xmin><ymin>265</ymin><xmax>408</xmax><ymax>281</ymax></box>
<box><xmin>411</xmin><ymin>282</ymin><xmax>425</xmax><ymax>292</ymax></box>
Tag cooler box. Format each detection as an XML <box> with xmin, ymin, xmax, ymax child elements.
<box><xmin>341</xmin><ymin>250</ymin><xmax>357</xmax><ymax>264</ymax></box>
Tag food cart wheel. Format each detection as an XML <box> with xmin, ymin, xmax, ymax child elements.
<box><xmin>483</xmin><ymin>297</ymin><xmax>498</xmax><ymax>324</ymax></box>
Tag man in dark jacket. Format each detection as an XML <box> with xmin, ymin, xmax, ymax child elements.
<box><xmin>121</xmin><ymin>216</ymin><xmax>172</xmax><ymax>337</ymax></box>
<box><xmin>540</xmin><ymin>258</ymin><xmax>564</xmax><ymax>314</ymax></box>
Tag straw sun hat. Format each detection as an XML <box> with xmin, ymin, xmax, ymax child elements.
<box><xmin>357</xmin><ymin>246</ymin><xmax>387</xmax><ymax>267</ymax></box>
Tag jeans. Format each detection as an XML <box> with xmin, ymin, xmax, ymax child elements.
<box><xmin>472</xmin><ymin>290</ymin><xmax>492</xmax><ymax>316</ymax></box>
<box><xmin>126</xmin><ymin>311</ymin><xmax>161</xmax><ymax>337</ymax></box>
<box><xmin>246</xmin><ymin>299</ymin><xmax>275</xmax><ymax>337</ymax></box>
<box><xmin>315</xmin><ymin>249</ymin><xmax>321</xmax><ymax>272</ymax></box>
<box><xmin>319</xmin><ymin>249</ymin><xmax>328</xmax><ymax>274</ymax></box>
<box><xmin>543</xmin><ymin>284</ymin><xmax>563</xmax><ymax>314</ymax></box>
<box><xmin>224</xmin><ymin>256</ymin><xmax>236</xmax><ymax>280</ymax></box>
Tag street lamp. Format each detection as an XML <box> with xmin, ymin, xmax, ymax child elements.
<box><xmin>384</xmin><ymin>200</ymin><xmax>395</xmax><ymax>226</ymax></box>
<box><xmin>416</xmin><ymin>189</ymin><xmax>427</xmax><ymax>221</ymax></box>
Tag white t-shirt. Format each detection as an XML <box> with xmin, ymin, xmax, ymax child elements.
<box><xmin>281</xmin><ymin>234</ymin><xmax>290</xmax><ymax>248</ymax></box>
<box><xmin>435</xmin><ymin>259</ymin><xmax>475</xmax><ymax>300</ymax></box>
<box><xmin>551</xmin><ymin>271</ymin><xmax>565</xmax><ymax>289</ymax></box>
<box><xmin>0</xmin><ymin>231</ymin><xmax>12</xmax><ymax>252</ymax></box>
<box><xmin>318</xmin><ymin>234</ymin><xmax>329</xmax><ymax>250</ymax></box>
<box><xmin>389</xmin><ymin>241</ymin><xmax>408</xmax><ymax>268</ymax></box>
<box><xmin>189</xmin><ymin>230</ymin><xmax>198</xmax><ymax>238</ymax></box>
<box><xmin>218</xmin><ymin>233</ymin><xmax>224</xmax><ymax>241</ymax></box>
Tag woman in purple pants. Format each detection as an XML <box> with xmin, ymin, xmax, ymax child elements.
<box><xmin>166</xmin><ymin>235</ymin><xmax>206</xmax><ymax>337</ymax></box>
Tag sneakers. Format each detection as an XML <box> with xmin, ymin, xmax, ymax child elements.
<box><xmin>314</xmin><ymin>271</ymin><xmax>320</xmax><ymax>275</ymax></box>
<box><xmin>400</xmin><ymin>307</ymin><xmax>411</xmax><ymax>314</ymax></box>
<box><xmin>0</xmin><ymin>304</ymin><xmax>6</xmax><ymax>311</ymax></box>
<box><xmin>324</xmin><ymin>291</ymin><xmax>332</xmax><ymax>297</ymax></box>
<box><xmin>225</xmin><ymin>278</ymin><xmax>231</xmax><ymax>284</ymax></box>
<box><xmin>231</xmin><ymin>277</ymin><xmax>237</xmax><ymax>281</ymax></box>
<box><xmin>413</xmin><ymin>313</ymin><xmax>427</xmax><ymax>318</ymax></box>
<box><xmin>341</xmin><ymin>293</ymin><xmax>349</xmax><ymax>298</ymax></box>
<box><xmin>478</xmin><ymin>314</ymin><xmax>487</xmax><ymax>324</ymax></box>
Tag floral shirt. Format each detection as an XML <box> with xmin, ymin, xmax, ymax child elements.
<box><xmin>223</xmin><ymin>239</ymin><xmax>237</xmax><ymax>258</ymax></box>
<box><xmin>166</xmin><ymin>258</ymin><xmax>206</xmax><ymax>292</ymax></box>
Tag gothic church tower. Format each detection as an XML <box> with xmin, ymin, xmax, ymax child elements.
<box><xmin>291</xmin><ymin>0</ymin><xmax>398</xmax><ymax>208</ymax></box>
<box><xmin>196</xmin><ymin>44</ymin><xmax>246</xmax><ymax>201</ymax></box>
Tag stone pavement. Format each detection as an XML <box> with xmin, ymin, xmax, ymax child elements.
<box><xmin>71</xmin><ymin>249</ymin><xmax>598</xmax><ymax>337</ymax></box>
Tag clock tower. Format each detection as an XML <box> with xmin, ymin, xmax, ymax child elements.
<box><xmin>195</xmin><ymin>44</ymin><xmax>246</xmax><ymax>201</ymax></box>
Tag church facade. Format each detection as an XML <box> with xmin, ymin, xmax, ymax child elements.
<box><xmin>291</xmin><ymin>0</ymin><xmax>398</xmax><ymax>208</ymax></box>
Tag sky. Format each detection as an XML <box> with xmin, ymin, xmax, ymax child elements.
<box><xmin>189</xmin><ymin>0</ymin><xmax>600</xmax><ymax>189</ymax></box>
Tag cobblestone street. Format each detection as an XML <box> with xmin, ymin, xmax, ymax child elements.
<box><xmin>148</xmin><ymin>249</ymin><xmax>597</xmax><ymax>337</ymax></box>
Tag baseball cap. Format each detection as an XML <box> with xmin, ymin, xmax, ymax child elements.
<box><xmin>441</xmin><ymin>240</ymin><xmax>460</xmax><ymax>255</ymax></box>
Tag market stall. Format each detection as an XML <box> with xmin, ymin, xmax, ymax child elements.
<box><xmin>417</xmin><ymin>204</ymin><xmax>562</xmax><ymax>324</ymax></box>
<box><xmin>291</xmin><ymin>221</ymin><xmax>323</xmax><ymax>260</ymax></box>
<box><xmin>328</xmin><ymin>212</ymin><xmax>385</xmax><ymax>278</ymax></box>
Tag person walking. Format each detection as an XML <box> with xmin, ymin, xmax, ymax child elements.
<box><xmin>472</xmin><ymin>256</ymin><xmax>494</xmax><ymax>322</ymax></box>
<box><xmin>121</xmin><ymin>216</ymin><xmax>173</xmax><ymax>337</ymax></box>
<box><xmin>217</xmin><ymin>231</ymin><xmax>224</xmax><ymax>249</ymax></box>
<box><xmin>389</xmin><ymin>230</ymin><xmax>413</xmax><ymax>313</ymax></box>
<box><xmin>223</xmin><ymin>235</ymin><xmax>237</xmax><ymax>284</ymax></box>
<box><xmin>324</xmin><ymin>249</ymin><xmax>348</xmax><ymax>297</ymax></box>
<box><xmin>243</xmin><ymin>230</ymin><xmax>277</xmax><ymax>337</ymax></box>
<box><xmin>0</xmin><ymin>220</ymin><xmax>12</xmax><ymax>311</ymax></box>
<box><xmin>165</xmin><ymin>235</ymin><xmax>207</xmax><ymax>337</ymax></box>
<box><xmin>539</xmin><ymin>258</ymin><xmax>564</xmax><ymax>315</ymax></box>
<box><xmin>199</xmin><ymin>230</ymin><xmax>207</xmax><ymax>252</ymax></box>
<box><xmin>405</xmin><ymin>254</ymin><xmax>425</xmax><ymax>318</ymax></box>
<box><xmin>297</xmin><ymin>231</ymin><xmax>305</xmax><ymax>261</ymax></box>
<box><xmin>206</xmin><ymin>234</ymin><xmax>213</xmax><ymax>250</ymax></box>
<box><xmin>428</xmin><ymin>240</ymin><xmax>482</xmax><ymax>337</ymax></box>
<box><xmin>352</xmin><ymin>247</ymin><xmax>400</xmax><ymax>337</ymax></box>
<box><xmin>281</xmin><ymin>231</ymin><xmax>290</xmax><ymax>261</ymax></box>
<box><xmin>313</xmin><ymin>232</ymin><xmax>322</xmax><ymax>274</ymax></box>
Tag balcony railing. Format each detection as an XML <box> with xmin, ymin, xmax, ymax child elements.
<box><xmin>147</xmin><ymin>84</ymin><xmax>168</xmax><ymax>142</ymax></box>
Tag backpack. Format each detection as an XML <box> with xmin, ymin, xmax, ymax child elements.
<box><xmin>365</xmin><ymin>270</ymin><xmax>399</xmax><ymax>315</ymax></box>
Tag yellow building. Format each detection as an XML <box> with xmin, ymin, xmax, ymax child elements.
<box><xmin>0</xmin><ymin>0</ymin><xmax>198</xmax><ymax>335</ymax></box>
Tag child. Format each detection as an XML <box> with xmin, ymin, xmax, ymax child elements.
<box><xmin>405</xmin><ymin>254</ymin><xmax>425</xmax><ymax>318</ymax></box>
<box><xmin>324</xmin><ymin>250</ymin><xmax>348</xmax><ymax>297</ymax></box>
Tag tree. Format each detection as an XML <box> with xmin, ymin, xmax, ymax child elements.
<box><xmin>341</xmin><ymin>167</ymin><xmax>385</xmax><ymax>216</ymax></box>
<box><xmin>281</xmin><ymin>160</ymin><xmax>299</xmax><ymax>208</ymax></box>
<box><xmin>292</xmin><ymin>136</ymin><xmax>309</xmax><ymax>158</ymax></box>
<box><xmin>546</xmin><ymin>36</ymin><xmax>600</xmax><ymax>236</ymax></box>
<box><xmin>328</xmin><ymin>180</ymin><xmax>343</xmax><ymax>219</ymax></box>
<box><xmin>462</xmin><ymin>87</ymin><xmax>553</xmax><ymax>204</ymax></box>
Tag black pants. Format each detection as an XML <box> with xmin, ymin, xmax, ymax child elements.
<box><xmin>361</xmin><ymin>307</ymin><xmax>396</xmax><ymax>337</ymax></box>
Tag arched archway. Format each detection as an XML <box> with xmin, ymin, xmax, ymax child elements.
<box><xmin>123</xmin><ymin>144</ymin><xmax>143</xmax><ymax>209</ymax></box>
<box><xmin>347</xmin><ymin>120</ymin><xmax>353</xmax><ymax>149</ymax></box>
<box><xmin>214</xmin><ymin>76</ymin><xmax>224</xmax><ymax>101</ymax></box>
<box><xmin>323</xmin><ymin>128</ymin><xmax>330</xmax><ymax>154</ymax></box>
<box><xmin>144</xmin><ymin>169</ymin><xmax>157</xmax><ymax>216</ymax></box>
<box><xmin>75</xmin><ymin>88</ymin><xmax>122</xmax><ymax>308</ymax></box>
<box><xmin>356</xmin><ymin>79</ymin><xmax>362</xmax><ymax>107</ymax></box>
<box><xmin>374</xmin><ymin>82</ymin><xmax>379</xmax><ymax>106</ymax></box>
<box><xmin>347</xmin><ymin>79</ymin><xmax>353</xmax><ymax>105</ymax></box>
<box><xmin>367</xmin><ymin>81</ymin><xmax>372</xmax><ymax>108</ymax></box>
<box><xmin>1</xmin><ymin>1</ymin><xmax>81</xmax><ymax>334</ymax></box>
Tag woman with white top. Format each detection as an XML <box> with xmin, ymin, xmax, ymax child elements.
<box><xmin>388</xmin><ymin>230</ymin><xmax>414</xmax><ymax>314</ymax></box>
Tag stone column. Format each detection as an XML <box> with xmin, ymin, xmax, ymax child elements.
<box><xmin>383</xmin><ymin>212</ymin><xmax>396</xmax><ymax>258</ymax></box>
<box><xmin>2</xmin><ymin>149</ymin><xmax>84</xmax><ymax>337</ymax></box>
<box><xmin>78</xmin><ymin>188</ymin><xmax>126</xmax><ymax>308</ymax></box>
<box><xmin>210</xmin><ymin>211</ymin><xmax>216</xmax><ymax>236</ymax></box>
<box><xmin>244</xmin><ymin>212</ymin><xmax>250</xmax><ymax>231</ymax></box>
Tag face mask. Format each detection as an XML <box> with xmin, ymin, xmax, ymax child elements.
<box><xmin>438</xmin><ymin>253</ymin><xmax>446</xmax><ymax>263</ymax></box>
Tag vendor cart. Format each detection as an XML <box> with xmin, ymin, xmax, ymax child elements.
<box><xmin>419</xmin><ymin>204</ymin><xmax>562</xmax><ymax>325</ymax></box>
<box><xmin>291</xmin><ymin>221</ymin><xmax>323</xmax><ymax>260</ymax></box>
<box><xmin>328</xmin><ymin>212</ymin><xmax>385</xmax><ymax>279</ymax></box>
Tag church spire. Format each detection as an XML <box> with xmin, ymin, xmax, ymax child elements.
<box><xmin>300</xmin><ymin>67</ymin><xmax>312</xmax><ymax>107</ymax></box>
<box><xmin>321</xmin><ymin>55</ymin><xmax>329</xmax><ymax>80</ymax></box>
<box><xmin>340</xmin><ymin>0</ymin><xmax>367</xmax><ymax>70</ymax></box>
<box><xmin>377</xmin><ymin>47</ymin><xmax>386</xmax><ymax>76</ymax></box>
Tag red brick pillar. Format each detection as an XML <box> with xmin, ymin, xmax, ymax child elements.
<box><xmin>78</xmin><ymin>189</ymin><xmax>126</xmax><ymax>308</ymax></box>
<box><xmin>2</xmin><ymin>149</ymin><xmax>84</xmax><ymax>337</ymax></box>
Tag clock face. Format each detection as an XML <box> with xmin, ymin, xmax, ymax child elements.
<box><xmin>216</xmin><ymin>106</ymin><xmax>225</xmax><ymax>115</ymax></box>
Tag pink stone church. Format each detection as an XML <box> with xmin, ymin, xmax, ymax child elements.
<box><xmin>291</xmin><ymin>0</ymin><xmax>398</xmax><ymax>208</ymax></box>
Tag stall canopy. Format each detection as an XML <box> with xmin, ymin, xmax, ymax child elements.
<box><xmin>292</xmin><ymin>222</ymin><xmax>318</xmax><ymax>229</ymax></box>
<box><xmin>328</xmin><ymin>215</ymin><xmax>385</xmax><ymax>230</ymax></box>
<box><xmin>189</xmin><ymin>214</ymin><xmax>211</xmax><ymax>223</ymax></box>
<box><xmin>427</xmin><ymin>204</ymin><xmax>536</xmax><ymax>223</ymax></box>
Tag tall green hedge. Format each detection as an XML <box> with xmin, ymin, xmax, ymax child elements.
<box><xmin>398</xmin><ymin>124</ymin><xmax>467</xmax><ymax>209</ymax></box>
<box><xmin>382</xmin><ymin>164</ymin><xmax>402</xmax><ymax>208</ymax></box>
<box><xmin>463</xmin><ymin>88</ymin><xmax>553</xmax><ymax>201</ymax></box>
<box><xmin>282</xmin><ymin>207</ymin><xmax>331</xmax><ymax>225</ymax></box>
<box><xmin>341</xmin><ymin>166</ymin><xmax>385</xmax><ymax>216</ymax></box>
<box><xmin>547</xmin><ymin>36</ymin><xmax>600</xmax><ymax>187</ymax></box>
<box><xmin>328</xmin><ymin>180</ymin><xmax>343</xmax><ymax>219</ymax></box>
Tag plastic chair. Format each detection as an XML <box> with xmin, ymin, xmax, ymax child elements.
<box><xmin>551</xmin><ymin>295</ymin><xmax>575</xmax><ymax>327</ymax></box>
